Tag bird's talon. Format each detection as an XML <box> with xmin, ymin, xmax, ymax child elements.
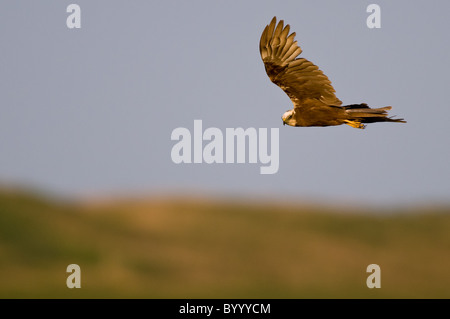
<box><xmin>344</xmin><ymin>120</ymin><xmax>365</xmax><ymax>129</ymax></box>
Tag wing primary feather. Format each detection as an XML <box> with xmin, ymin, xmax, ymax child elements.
<box><xmin>284</xmin><ymin>46</ymin><xmax>302</xmax><ymax>62</ymax></box>
<box><xmin>259</xmin><ymin>17</ymin><xmax>342</xmax><ymax>106</ymax></box>
<box><xmin>280</xmin><ymin>39</ymin><xmax>300</xmax><ymax>61</ymax></box>
<box><xmin>280</xmin><ymin>24</ymin><xmax>290</xmax><ymax>40</ymax></box>
<box><xmin>259</xmin><ymin>25</ymin><xmax>269</xmax><ymax>57</ymax></box>
<box><xmin>266</xmin><ymin>17</ymin><xmax>276</xmax><ymax>42</ymax></box>
<box><xmin>279</xmin><ymin>33</ymin><xmax>295</xmax><ymax>59</ymax></box>
<box><xmin>273</xmin><ymin>20</ymin><xmax>284</xmax><ymax>39</ymax></box>
<box><xmin>275</xmin><ymin>24</ymin><xmax>289</xmax><ymax>57</ymax></box>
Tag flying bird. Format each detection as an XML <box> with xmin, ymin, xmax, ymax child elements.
<box><xmin>260</xmin><ymin>17</ymin><xmax>405</xmax><ymax>129</ymax></box>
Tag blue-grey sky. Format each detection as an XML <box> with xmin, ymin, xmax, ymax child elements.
<box><xmin>1</xmin><ymin>1</ymin><xmax>449</xmax><ymax>206</ymax></box>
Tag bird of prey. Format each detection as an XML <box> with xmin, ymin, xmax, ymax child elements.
<box><xmin>260</xmin><ymin>17</ymin><xmax>406</xmax><ymax>129</ymax></box>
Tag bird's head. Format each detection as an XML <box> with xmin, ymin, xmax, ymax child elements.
<box><xmin>281</xmin><ymin>109</ymin><xmax>296</xmax><ymax>126</ymax></box>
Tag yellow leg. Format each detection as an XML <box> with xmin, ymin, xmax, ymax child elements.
<box><xmin>344</xmin><ymin>120</ymin><xmax>366</xmax><ymax>129</ymax></box>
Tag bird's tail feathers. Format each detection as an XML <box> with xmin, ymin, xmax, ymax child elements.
<box><xmin>345</xmin><ymin>104</ymin><xmax>406</xmax><ymax>123</ymax></box>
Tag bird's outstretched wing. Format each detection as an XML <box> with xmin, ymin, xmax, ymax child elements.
<box><xmin>260</xmin><ymin>17</ymin><xmax>342</xmax><ymax>107</ymax></box>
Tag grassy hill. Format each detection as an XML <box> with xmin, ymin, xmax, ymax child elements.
<box><xmin>0</xmin><ymin>189</ymin><xmax>449</xmax><ymax>298</ymax></box>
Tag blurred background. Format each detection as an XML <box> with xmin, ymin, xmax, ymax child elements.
<box><xmin>0</xmin><ymin>0</ymin><xmax>449</xmax><ymax>298</ymax></box>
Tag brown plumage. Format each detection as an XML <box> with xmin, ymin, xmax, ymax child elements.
<box><xmin>260</xmin><ymin>17</ymin><xmax>406</xmax><ymax>129</ymax></box>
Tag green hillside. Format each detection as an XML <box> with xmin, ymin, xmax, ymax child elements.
<box><xmin>0</xmin><ymin>189</ymin><xmax>449</xmax><ymax>298</ymax></box>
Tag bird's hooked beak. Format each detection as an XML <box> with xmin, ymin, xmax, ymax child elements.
<box><xmin>283</xmin><ymin>121</ymin><xmax>286</xmax><ymax>126</ymax></box>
